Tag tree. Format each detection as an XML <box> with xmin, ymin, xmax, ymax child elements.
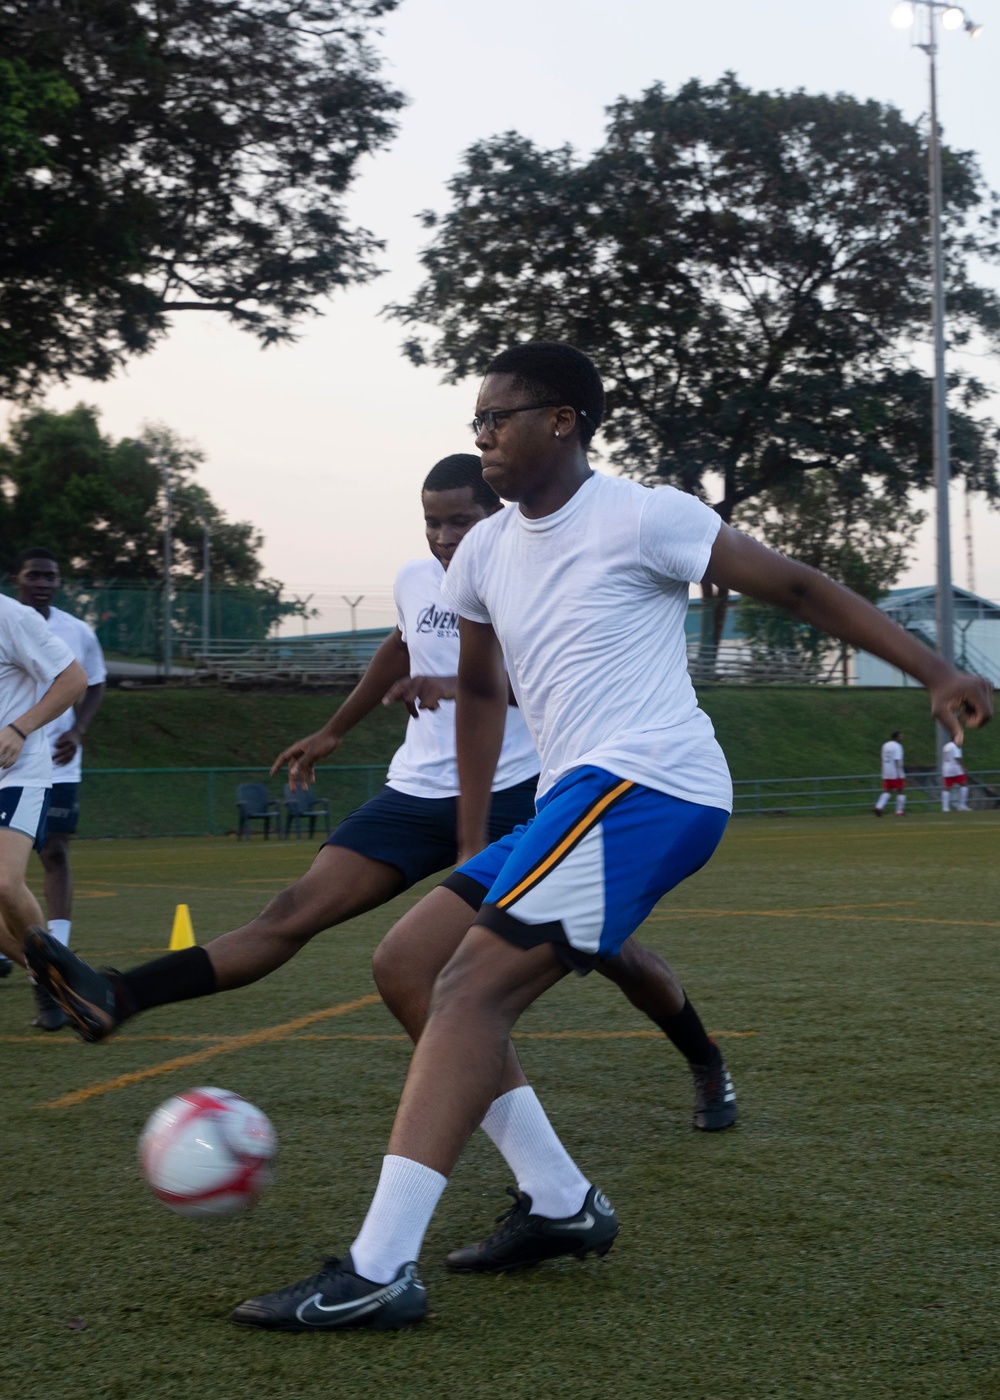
<box><xmin>734</xmin><ymin>475</ymin><xmax>925</xmax><ymax>681</ymax></box>
<box><xmin>391</xmin><ymin>76</ymin><xmax>1000</xmax><ymax>650</ymax></box>
<box><xmin>0</xmin><ymin>0</ymin><xmax>403</xmax><ymax>397</ymax></box>
<box><xmin>0</xmin><ymin>404</ymin><xmax>310</xmax><ymax>641</ymax></box>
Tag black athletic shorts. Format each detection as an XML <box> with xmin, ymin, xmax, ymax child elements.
<box><xmin>45</xmin><ymin>782</ymin><xmax>80</xmax><ymax>836</ymax></box>
<box><xmin>324</xmin><ymin>774</ymin><xmax>539</xmax><ymax>890</ymax></box>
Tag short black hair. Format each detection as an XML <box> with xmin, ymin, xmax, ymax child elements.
<box><xmin>484</xmin><ymin>342</ymin><xmax>605</xmax><ymax>447</ymax></box>
<box><xmin>891</xmin><ymin>731</ymin><xmax>901</xmax><ymax>740</ymax></box>
<box><xmin>422</xmin><ymin>454</ymin><xmax>500</xmax><ymax>512</ymax></box>
<box><xmin>14</xmin><ymin>546</ymin><xmax>59</xmax><ymax>572</ymax></box>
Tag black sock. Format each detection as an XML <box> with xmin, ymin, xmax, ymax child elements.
<box><xmin>654</xmin><ymin>994</ymin><xmax>719</xmax><ymax>1068</ymax></box>
<box><xmin>111</xmin><ymin>946</ymin><xmax>218</xmax><ymax>1020</ymax></box>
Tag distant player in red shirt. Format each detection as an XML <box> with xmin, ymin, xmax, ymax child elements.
<box><xmin>941</xmin><ymin>739</ymin><xmax>969</xmax><ymax>812</ymax></box>
<box><xmin>874</xmin><ymin>731</ymin><xmax>906</xmax><ymax>817</ymax></box>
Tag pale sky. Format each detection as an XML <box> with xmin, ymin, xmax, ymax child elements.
<box><xmin>26</xmin><ymin>0</ymin><xmax>1000</xmax><ymax>632</ymax></box>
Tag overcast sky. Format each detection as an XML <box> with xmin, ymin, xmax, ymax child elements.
<box><xmin>27</xmin><ymin>0</ymin><xmax>1000</xmax><ymax>631</ymax></box>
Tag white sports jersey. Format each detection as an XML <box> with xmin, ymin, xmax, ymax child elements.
<box><xmin>0</xmin><ymin>595</ymin><xmax>75</xmax><ymax>790</ymax></box>
<box><xmin>881</xmin><ymin>740</ymin><xmax>905</xmax><ymax>781</ymax></box>
<box><xmin>443</xmin><ymin>472</ymin><xmax>733</xmax><ymax>812</ymax></box>
<box><xmin>385</xmin><ymin>557</ymin><xmax>538</xmax><ymax>799</ymax></box>
<box><xmin>942</xmin><ymin>741</ymin><xmax>964</xmax><ymax>778</ymax></box>
<box><xmin>39</xmin><ymin>606</ymin><xmax>107</xmax><ymax>785</ymax></box>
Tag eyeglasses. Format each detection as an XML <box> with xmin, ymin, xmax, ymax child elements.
<box><xmin>471</xmin><ymin>401</ymin><xmax>566</xmax><ymax>436</ymax></box>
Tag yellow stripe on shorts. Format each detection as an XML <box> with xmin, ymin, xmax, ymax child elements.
<box><xmin>495</xmin><ymin>778</ymin><xmax>635</xmax><ymax>910</ymax></box>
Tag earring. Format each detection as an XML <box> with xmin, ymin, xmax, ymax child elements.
<box><xmin>554</xmin><ymin>431</ymin><xmax>560</xmax><ymax>437</ymax></box>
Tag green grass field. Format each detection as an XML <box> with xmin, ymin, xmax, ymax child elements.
<box><xmin>3</xmin><ymin>814</ymin><xmax>999</xmax><ymax>1400</ymax></box>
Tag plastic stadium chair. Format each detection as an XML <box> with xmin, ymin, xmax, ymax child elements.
<box><xmin>236</xmin><ymin>783</ymin><xmax>282</xmax><ymax>841</ymax></box>
<box><xmin>282</xmin><ymin>783</ymin><xmax>332</xmax><ymax>840</ymax></box>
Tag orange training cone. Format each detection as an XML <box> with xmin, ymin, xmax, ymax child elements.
<box><xmin>168</xmin><ymin>903</ymin><xmax>195</xmax><ymax>950</ymax></box>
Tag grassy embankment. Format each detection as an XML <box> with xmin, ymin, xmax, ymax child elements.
<box><xmin>87</xmin><ymin>685</ymin><xmax>1000</xmax><ymax>778</ymax></box>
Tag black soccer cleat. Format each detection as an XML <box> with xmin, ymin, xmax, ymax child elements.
<box><xmin>445</xmin><ymin>1183</ymin><xmax>619</xmax><ymax>1274</ymax></box>
<box><xmin>231</xmin><ymin>1255</ymin><xmax>426</xmax><ymax>1332</ymax></box>
<box><xmin>0</xmin><ymin>954</ymin><xmax>13</xmax><ymax>978</ymax></box>
<box><xmin>691</xmin><ymin>1050</ymin><xmax>738</xmax><ymax>1132</ymax></box>
<box><xmin>23</xmin><ymin>927</ymin><xmax>121</xmax><ymax>1043</ymax></box>
<box><xmin>31</xmin><ymin>982</ymin><xmax>68</xmax><ymax>1032</ymax></box>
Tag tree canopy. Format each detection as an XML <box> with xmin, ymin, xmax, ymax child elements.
<box><xmin>0</xmin><ymin>0</ymin><xmax>403</xmax><ymax>398</ymax></box>
<box><xmin>0</xmin><ymin>405</ymin><xmax>266</xmax><ymax>582</ymax></box>
<box><xmin>391</xmin><ymin>76</ymin><xmax>1000</xmax><ymax>643</ymax></box>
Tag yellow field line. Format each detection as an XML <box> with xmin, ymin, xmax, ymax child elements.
<box><xmin>649</xmin><ymin>909</ymin><xmax>1000</xmax><ymax>929</ymax></box>
<box><xmin>41</xmin><ymin>993</ymin><xmax>382</xmax><ymax>1109</ymax></box>
<box><xmin>12</xmin><ymin>1027</ymin><xmax>758</xmax><ymax>1049</ymax></box>
<box><xmin>657</xmin><ymin>900</ymin><xmax>917</xmax><ymax>917</ymax></box>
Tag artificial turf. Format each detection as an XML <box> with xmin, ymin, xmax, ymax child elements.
<box><xmin>2</xmin><ymin>813</ymin><xmax>998</xmax><ymax>1399</ymax></box>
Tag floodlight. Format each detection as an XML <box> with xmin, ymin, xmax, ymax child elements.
<box><xmin>966</xmin><ymin>20</ymin><xmax>984</xmax><ymax>37</ymax></box>
<box><xmin>890</xmin><ymin>2</ymin><xmax>915</xmax><ymax>27</ymax></box>
<box><xmin>941</xmin><ymin>6</ymin><xmax>964</xmax><ymax>29</ymax></box>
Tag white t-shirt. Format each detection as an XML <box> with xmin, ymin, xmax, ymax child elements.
<box><xmin>385</xmin><ymin>557</ymin><xmax>539</xmax><ymax>799</ymax></box>
<box><xmin>39</xmin><ymin>606</ymin><xmax>107</xmax><ymax>785</ymax></box>
<box><xmin>443</xmin><ymin>472</ymin><xmax>733</xmax><ymax>812</ymax></box>
<box><xmin>942</xmin><ymin>741</ymin><xmax>964</xmax><ymax>778</ymax></box>
<box><xmin>881</xmin><ymin>740</ymin><xmax>905</xmax><ymax>780</ymax></box>
<box><xmin>0</xmin><ymin>595</ymin><xmax>75</xmax><ymax>791</ymax></box>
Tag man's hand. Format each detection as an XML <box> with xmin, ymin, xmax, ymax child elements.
<box><xmin>0</xmin><ymin>726</ymin><xmax>25</xmax><ymax>770</ymax></box>
<box><xmin>929</xmin><ymin>670</ymin><xmax>994</xmax><ymax>744</ymax></box>
<box><xmin>53</xmin><ymin>727</ymin><xmax>82</xmax><ymax>766</ymax></box>
<box><xmin>381</xmin><ymin>675</ymin><xmax>457</xmax><ymax>720</ymax></box>
<box><xmin>270</xmin><ymin>730</ymin><xmax>342</xmax><ymax>791</ymax></box>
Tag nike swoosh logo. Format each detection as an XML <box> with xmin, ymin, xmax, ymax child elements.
<box><xmin>293</xmin><ymin>1269</ymin><xmax>423</xmax><ymax>1326</ymax></box>
<box><xmin>545</xmin><ymin>1212</ymin><xmax>596</xmax><ymax>1232</ymax></box>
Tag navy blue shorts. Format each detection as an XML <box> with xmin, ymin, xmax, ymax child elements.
<box><xmin>324</xmin><ymin>775</ymin><xmax>539</xmax><ymax>890</ymax></box>
<box><xmin>44</xmin><ymin>782</ymin><xmax>80</xmax><ymax>837</ymax></box>
<box><xmin>0</xmin><ymin>786</ymin><xmax>52</xmax><ymax>851</ymax></box>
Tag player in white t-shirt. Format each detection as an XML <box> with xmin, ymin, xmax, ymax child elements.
<box><xmin>203</xmin><ymin>342</ymin><xmax>992</xmax><ymax>1334</ymax></box>
<box><xmin>941</xmin><ymin>739</ymin><xmax>969</xmax><ymax>812</ymax></box>
<box><xmin>30</xmin><ymin>458</ymin><xmax>730</xmax><ymax>1139</ymax></box>
<box><xmin>0</xmin><ymin>592</ymin><xmax>86</xmax><ymax>980</ymax></box>
<box><xmin>874</xmin><ymin>731</ymin><xmax>907</xmax><ymax>817</ymax></box>
<box><xmin>14</xmin><ymin>547</ymin><xmax>107</xmax><ymax>1028</ymax></box>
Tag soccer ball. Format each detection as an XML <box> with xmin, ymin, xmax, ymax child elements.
<box><xmin>138</xmin><ymin>1086</ymin><xmax>276</xmax><ymax>1218</ymax></box>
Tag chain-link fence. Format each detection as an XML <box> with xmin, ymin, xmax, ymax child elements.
<box><xmin>68</xmin><ymin>765</ymin><xmax>1000</xmax><ymax>839</ymax></box>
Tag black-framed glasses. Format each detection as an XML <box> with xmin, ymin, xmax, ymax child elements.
<box><xmin>471</xmin><ymin>401</ymin><xmax>566</xmax><ymax>436</ymax></box>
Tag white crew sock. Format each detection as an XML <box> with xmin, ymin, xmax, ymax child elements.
<box><xmin>350</xmin><ymin>1155</ymin><xmax>447</xmax><ymax>1284</ymax></box>
<box><xmin>957</xmin><ymin>790</ymin><xmax>969</xmax><ymax>811</ymax></box>
<box><xmin>942</xmin><ymin>790</ymin><xmax>951</xmax><ymax>813</ymax></box>
<box><xmin>896</xmin><ymin>794</ymin><xmax>907</xmax><ymax>815</ymax></box>
<box><xmin>47</xmin><ymin>919</ymin><xmax>71</xmax><ymax>947</ymax></box>
<box><xmin>480</xmin><ymin>1086</ymin><xmax>590</xmax><ymax>1220</ymax></box>
<box><xmin>875</xmin><ymin>792</ymin><xmax>890</xmax><ymax>811</ymax></box>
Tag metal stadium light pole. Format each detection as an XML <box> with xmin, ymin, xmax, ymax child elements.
<box><xmin>195</xmin><ymin>508</ymin><xmax>211</xmax><ymax>658</ymax></box>
<box><xmin>160</xmin><ymin>448</ymin><xmax>173</xmax><ymax>678</ymax></box>
<box><xmin>890</xmin><ymin>1</ymin><xmax>982</xmax><ymax>759</ymax></box>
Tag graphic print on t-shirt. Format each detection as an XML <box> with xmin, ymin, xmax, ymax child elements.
<box><xmin>414</xmin><ymin>602</ymin><xmax>459</xmax><ymax>638</ymax></box>
<box><xmin>385</xmin><ymin>557</ymin><xmax>538</xmax><ymax>800</ymax></box>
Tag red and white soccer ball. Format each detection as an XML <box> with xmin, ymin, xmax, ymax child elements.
<box><xmin>138</xmin><ymin>1086</ymin><xmax>277</xmax><ymax>1218</ymax></box>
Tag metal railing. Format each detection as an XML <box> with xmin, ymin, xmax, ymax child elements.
<box><xmin>731</xmin><ymin>769</ymin><xmax>1000</xmax><ymax>816</ymax></box>
<box><xmin>72</xmin><ymin>764</ymin><xmax>1000</xmax><ymax>839</ymax></box>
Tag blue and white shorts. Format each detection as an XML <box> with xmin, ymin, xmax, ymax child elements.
<box><xmin>0</xmin><ymin>786</ymin><xmax>51</xmax><ymax>851</ymax></box>
<box><xmin>443</xmin><ymin>765</ymin><xmax>728</xmax><ymax>972</ymax></box>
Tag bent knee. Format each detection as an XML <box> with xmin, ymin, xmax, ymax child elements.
<box><xmin>39</xmin><ymin>840</ymin><xmax>70</xmax><ymax>871</ymax></box>
<box><xmin>0</xmin><ymin>871</ymin><xmax>27</xmax><ymax>911</ymax></box>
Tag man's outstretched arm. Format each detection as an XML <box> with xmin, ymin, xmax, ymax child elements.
<box><xmin>455</xmin><ymin>617</ymin><xmax>508</xmax><ymax>862</ymax></box>
<box><xmin>704</xmin><ymin>526</ymin><xmax>994</xmax><ymax>739</ymax></box>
